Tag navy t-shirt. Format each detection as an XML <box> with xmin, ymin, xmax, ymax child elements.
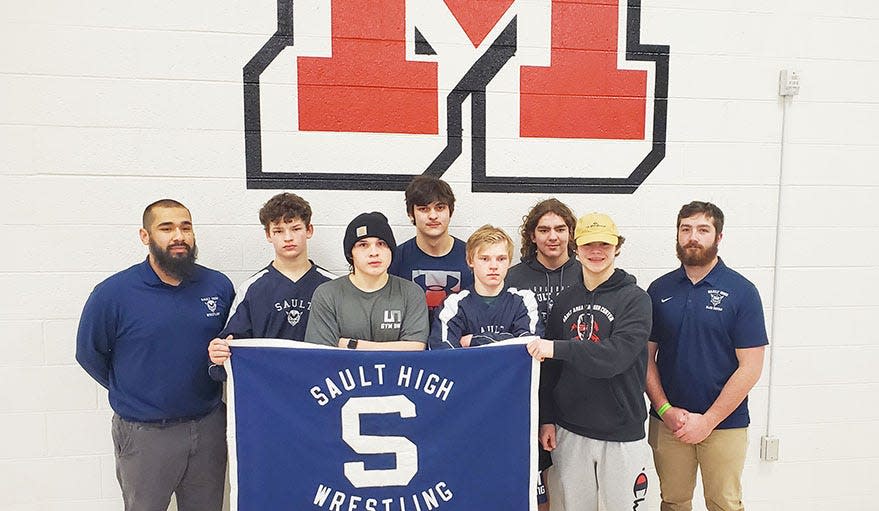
<box><xmin>389</xmin><ymin>237</ymin><xmax>474</xmax><ymax>322</ymax></box>
<box><xmin>647</xmin><ymin>258</ymin><xmax>768</xmax><ymax>429</ymax></box>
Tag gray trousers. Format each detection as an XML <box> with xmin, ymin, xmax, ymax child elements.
<box><xmin>552</xmin><ymin>426</ymin><xmax>650</xmax><ymax>511</ymax></box>
<box><xmin>112</xmin><ymin>404</ymin><xmax>227</xmax><ymax>511</ymax></box>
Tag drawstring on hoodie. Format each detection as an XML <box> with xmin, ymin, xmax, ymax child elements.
<box><xmin>586</xmin><ymin>286</ymin><xmax>598</xmax><ymax>341</ymax></box>
<box><xmin>510</xmin><ymin>254</ymin><xmax>579</xmax><ymax>318</ymax></box>
<box><xmin>545</xmin><ymin>263</ymin><xmax>565</xmax><ymax>314</ymax></box>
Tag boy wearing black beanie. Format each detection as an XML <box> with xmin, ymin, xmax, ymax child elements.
<box><xmin>305</xmin><ymin>212</ymin><xmax>429</xmax><ymax>350</ymax></box>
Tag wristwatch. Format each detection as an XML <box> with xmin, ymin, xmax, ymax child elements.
<box><xmin>346</xmin><ymin>338</ymin><xmax>359</xmax><ymax>350</ymax></box>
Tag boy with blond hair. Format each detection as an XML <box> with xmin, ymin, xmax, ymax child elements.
<box><xmin>428</xmin><ymin>225</ymin><xmax>541</xmax><ymax>349</ymax></box>
<box><xmin>428</xmin><ymin>225</ymin><xmax>546</xmax><ymax>505</ymax></box>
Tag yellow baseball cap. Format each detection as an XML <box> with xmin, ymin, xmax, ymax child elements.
<box><xmin>574</xmin><ymin>212</ymin><xmax>619</xmax><ymax>246</ymax></box>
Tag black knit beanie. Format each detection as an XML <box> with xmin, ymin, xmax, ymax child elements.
<box><xmin>343</xmin><ymin>212</ymin><xmax>397</xmax><ymax>263</ymax></box>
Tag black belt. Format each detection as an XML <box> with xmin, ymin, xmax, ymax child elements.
<box><xmin>138</xmin><ymin>413</ymin><xmax>209</xmax><ymax>425</ymax></box>
<box><xmin>121</xmin><ymin>402</ymin><xmax>223</xmax><ymax>425</ymax></box>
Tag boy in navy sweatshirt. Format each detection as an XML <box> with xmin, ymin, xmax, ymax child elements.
<box><xmin>207</xmin><ymin>193</ymin><xmax>334</xmax><ymax>378</ymax></box>
<box><xmin>429</xmin><ymin>225</ymin><xmax>545</xmax><ymax>504</ymax></box>
<box><xmin>429</xmin><ymin>225</ymin><xmax>542</xmax><ymax>349</ymax></box>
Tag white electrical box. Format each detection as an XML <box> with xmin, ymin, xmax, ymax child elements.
<box><xmin>760</xmin><ymin>436</ymin><xmax>780</xmax><ymax>461</ymax></box>
<box><xmin>779</xmin><ymin>70</ymin><xmax>800</xmax><ymax>96</ymax></box>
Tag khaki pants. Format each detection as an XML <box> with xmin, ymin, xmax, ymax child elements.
<box><xmin>648</xmin><ymin>417</ymin><xmax>748</xmax><ymax>511</ymax></box>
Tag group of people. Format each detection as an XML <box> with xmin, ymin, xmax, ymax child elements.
<box><xmin>75</xmin><ymin>175</ymin><xmax>768</xmax><ymax>511</ymax></box>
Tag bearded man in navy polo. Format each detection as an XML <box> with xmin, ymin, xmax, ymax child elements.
<box><xmin>646</xmin><ymin>201</ymin><xmax>768</xmax><ymax>511</ymax></box>
<box><xmin>77</xmin><ymin>199</ymin><xmax>234</xmax><ymax>511</ymax></box>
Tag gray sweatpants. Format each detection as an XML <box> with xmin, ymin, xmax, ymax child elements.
<box><xmin>112</xmin><ymin>404</ymin><xmax>227</xmax><ymax>511</ymax></box>
<box><xmin>552</xmin><ymin>426</ymin><xmax>650</xmax><ymax>511</ymax></box>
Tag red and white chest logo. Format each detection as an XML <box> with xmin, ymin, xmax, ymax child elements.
<box><xmin>244</xmin><ymin>0</ymin><xmax>669</xmax><ymax>193</ymax></box>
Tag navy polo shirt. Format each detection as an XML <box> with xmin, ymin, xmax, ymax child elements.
<box><xmin>76</xmin><ymin>258</ymin><xmax>234</xmax><ymax>422</ymax></box>
<box><xmin>647</xmin><ymin>258</ymin><xmax>768</xmax><ymax>429</ymax></box>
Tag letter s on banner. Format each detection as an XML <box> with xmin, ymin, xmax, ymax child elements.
<box><xmin>341</xmin><ymin>395</ymin><xmax>418</xmax><ymax>488</ymax></box>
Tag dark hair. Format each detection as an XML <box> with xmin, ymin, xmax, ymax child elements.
<box><xmin>404</xmin><ymin>176</ymin><xmax>456</xmax><ymax>222</ymax></box>
<box><xmin>677</xmin><ymin>201</ymin><xmax>725</xmax><ymax>233</ymax></box>
<box><xmin>259</xmin><ymin>193</ymin><xmax>312</xmax><ymax>232</ymax></box>
<box><xmin>519</xmin><ymin>199</ymin><xmax>577</xmax><ymax>259</ymax></box>
<box><xmin>142</xmin><ymin>199</ymin><xmax>189</xmax><ymax>229</ymax></box>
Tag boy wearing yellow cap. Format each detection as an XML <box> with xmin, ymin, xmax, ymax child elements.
<box><xmin>527</xmin><ymin>213</ymin><xmax>652</xmax><ymax>511</ymax></box>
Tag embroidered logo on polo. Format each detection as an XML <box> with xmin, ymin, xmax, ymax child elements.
<box><xmin>707</xmin><ymin>289</ymin><xmax>728</xmax><ymax>311</ymax></box>
<box><xmin>243</xmin><ymin>0</ymin><xmax>670</xmax><ymax>194</ymax></box>
<box><xmin>201</xmin><ymin>296</ymin><xmax>221</xmax><ymax>317</ymax></box>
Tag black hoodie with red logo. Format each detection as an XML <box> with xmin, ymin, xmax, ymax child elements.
<box><xmin>540</xmin><ymin>268</ymin><xmax>652</xmax><ymax>442</ymax></box>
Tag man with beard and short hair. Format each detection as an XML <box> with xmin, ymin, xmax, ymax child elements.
<box><xmin>646</xmin><ymin>201</ymin><xmax>767</xmax><ymax>511</ymax></box>
<box><xmin>76</xmin><ymin>199</ymin><xmax>234</xmax><ymax>511</ymax></box>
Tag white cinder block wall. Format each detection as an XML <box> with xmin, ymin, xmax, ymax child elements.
<box><xmin>2</xmin><ymin>0</ymin><xmax>877</xmax><ymax>509</ymax></box>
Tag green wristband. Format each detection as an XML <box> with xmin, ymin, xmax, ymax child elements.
<box><xmin>657</xmin><ymin>402</ymin><xmax>672</xmax><ymax>417</ymax></box>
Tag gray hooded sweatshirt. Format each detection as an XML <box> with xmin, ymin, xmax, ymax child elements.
<box><xmin>506</xmin><ymin>255</ymin><xmax>582</xmax><ymax>326</ymax></box>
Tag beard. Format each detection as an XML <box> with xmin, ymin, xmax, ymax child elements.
<box><xmin>676</xmin><ymin>238</ymin><xmax>718</xmax><ymax>266</ymax></box>
<box><xmin>150</xmin><ymin>238</ymin><xmax>198</xmax><ymax>280</ymax></box>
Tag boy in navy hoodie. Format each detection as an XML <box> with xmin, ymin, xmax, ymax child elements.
<box><xmin>429</xmin><ymin>224</ymin><xmax>546</xmax><ymax>505</ymax></box>
<box><xmin>429</xmin><ymin>225</ymin><xmax>542</xmax><ymax>349</ymax></box>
